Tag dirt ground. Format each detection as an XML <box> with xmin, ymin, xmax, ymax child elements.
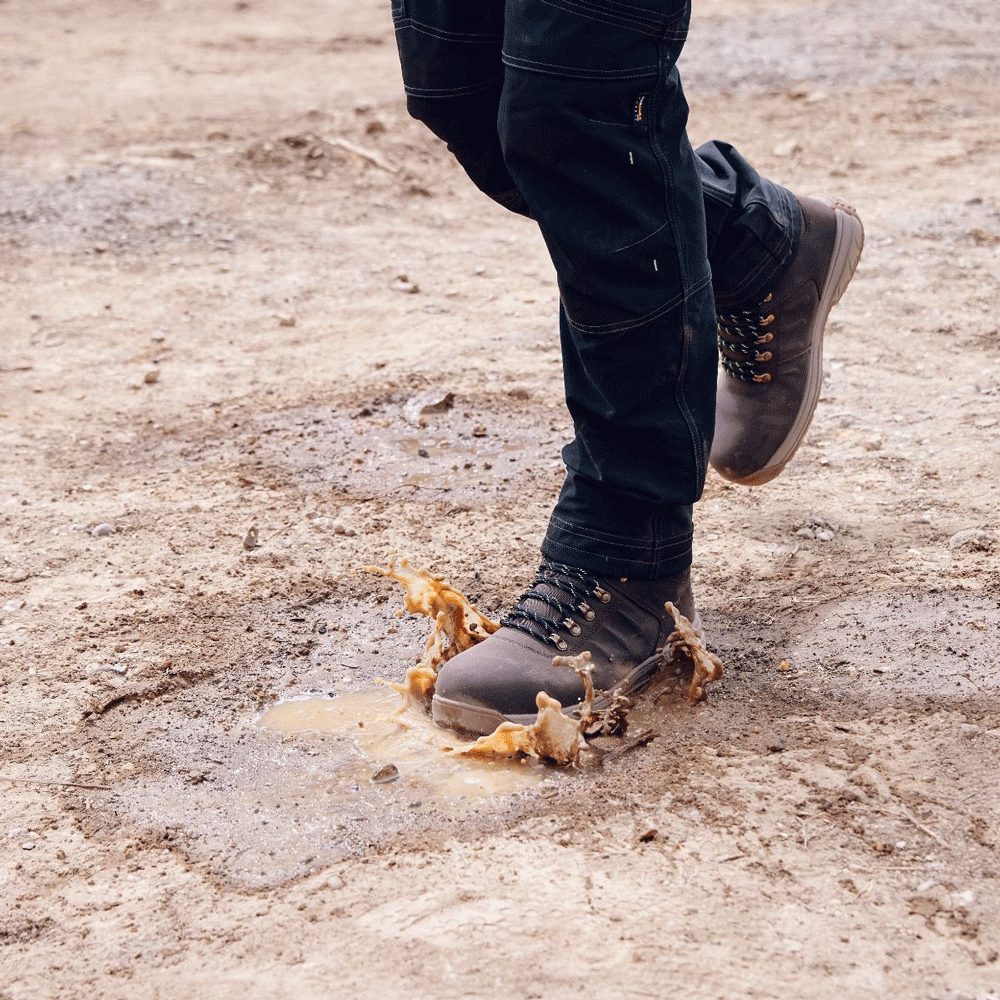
<box><xmin>2</xmin><ymin>0</ymin><xmax>999</xmax><ymax>996</ymax></box>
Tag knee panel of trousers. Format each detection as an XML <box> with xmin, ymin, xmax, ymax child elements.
<box><xmin>392</xmin><ymin>0</ymin><xmax>503</xmax><ymax>100</ymax></box>
<box><xmin>500</xmin><ymin>0</ymin><xmax>689</xmax><ymax>81</ymax></box>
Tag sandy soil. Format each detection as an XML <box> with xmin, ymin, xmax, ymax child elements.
<box><xmin>2</xmin><ymin>0</ymin><xmax>999</xmax><ymax>997</ymax></box>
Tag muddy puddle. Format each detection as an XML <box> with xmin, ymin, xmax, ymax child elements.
<box><xmin>259</xmin><ymin>689</ymin><xmax>557</xmax><ymax>800</ymax></box>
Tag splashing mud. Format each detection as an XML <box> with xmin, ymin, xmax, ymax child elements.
<box><xmin>664</xmin><ymin>601</ymin><xmax>725</xmax><ymax>702</ymax></box>
<box><xmin>363</xmin><ymin>560</ymin><xmax>499</xmax><ymax>711</ymax></box>
<box><xmin>366</xmin><ymin>564</ymin><xmax>725</xmax><ymax>766</ymax></box>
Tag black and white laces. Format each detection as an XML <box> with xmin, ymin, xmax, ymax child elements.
<box><xmin>717</xmin><ymin>291</ymin><xmax>776</xmax><ymax>383</ymax></box>
<box><xmin>500</xmin><ymin>559</ymin><xmax>611</xmax><ymax>651</ymax></box>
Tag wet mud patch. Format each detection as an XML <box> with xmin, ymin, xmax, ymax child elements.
<box><xmin>69</xmin><ymin>585</ymin><xmax>999</xmax><ymax>893</ymax></box>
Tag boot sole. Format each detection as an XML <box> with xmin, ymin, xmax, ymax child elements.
<box><xmin>727</xmin><ymin>196</ymin><xmax>865</xmax><ymax>487</ymax></box>
<box><xmin>431</xmin><ymin>612</ymin><xmax>704</xmax><ymax>738</ymax></box>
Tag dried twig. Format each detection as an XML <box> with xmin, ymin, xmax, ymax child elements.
<box><xmin>322</xmin><ymin>136</ymin><xmax>400</xmax><ymax>174</ymax></box>
<box><xmin>0</xmin><ymin>775</ymin><xmax>111</xmax><ymax>791</ymax></box>
<box><xmin>873</xmin><ymin>805</ymin><xmax>950</xmax><ymax>848</ymax></box>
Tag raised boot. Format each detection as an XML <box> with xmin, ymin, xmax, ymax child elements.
<box><xmin>711</xmin><ymin>195</ymin><xmax>864</xmax><ymax>486</ymax></box>
<box><xmin>431</xmin><ymin>559</ymin><xmax>699</xmax><ymax>736</ymax></box>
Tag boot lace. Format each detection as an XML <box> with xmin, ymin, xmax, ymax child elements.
<box><xmin>501</xmin><ymin>559</ymin><xmax>611</xmax><ymax>651</ymax></box>
<box><xmin>717</xmin><ymin>292</ymin><xmax>776</xmax><ymax>383</ymax></box>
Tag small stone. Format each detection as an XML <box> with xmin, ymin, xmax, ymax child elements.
<box><xmin>816</xmin><ymin>528</ymin><xmax>835</xmax><ymax>542</ymax></box>
<box><xmin>56</xmin><ymin>849</ymin><xmax>67</xmax><ymax>861</ymax></box>
<box><xmin>390</xmin><ymin>276</ymin><xmax>420</xmax><ymax>294</ymax></box>
<box><xmin>90</xmin><ymin>523</ymin><xmax>114</xmax><ymax>537</ymax></box>
<box><xmin>277</xmin><ymin>315</ymin><xmax>296</xmax><ymax>328</ymax></box>
<box><xmin>143</xmin><ymin>369</ymin><xmax>160</xmax><ymax>385</ymax></box>
<box><xmin>325</xmin><ymin>875</ymin><xmax>345</xmax><ymax>890</ymax></box>
<box><xmin>637</xmin><ymin>828</ymin><xmax>658</xmax><ymax>843</ymax></box>
<box><xmin>960</xmin><ymin>724</ymin><xmax>982</xmax><ymax>739</ymax></box>
<box><xmin>21</xmin><ymin>842</ymin><xmax>35</xmax><ymax>851</ymax></box>
<box><xmin>795</xmin><ymin>527</ymin><xmax>815</xmax><ymax>539</ymax></box>
<box><xmin>3</xmin><ymin>599</ymin><xmax>25</xmax><ymax>612</ymax></box>
<box><xmin>403</xmin><ymin>389</ymin><xmax>455</xmax><ymax>426</ymax></box>
<box><xmin>863</xmin><ymin>437</ymin><xmax>883</xmax><ymax>451</ymax></box>
<box><xmin>371</xmin><ymin>763</ymin><xmax>400</xmax><ymax>784</ymax></box>
<box><xmin>242</xmin><ymin>526</ymin><xmax>260</xmax><ymax>550</ymax></box>
<box><xmin>767</xmin><ymin>739</ymin><xmax>786</xmax><ymax>753</ymax></box>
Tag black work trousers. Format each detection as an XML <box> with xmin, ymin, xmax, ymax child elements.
<box><xmin>392</xmin><ymin>0</ymin><xmax>801</xmax><ymax>577</ymax></box>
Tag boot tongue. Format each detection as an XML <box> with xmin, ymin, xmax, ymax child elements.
<box><xmin>504</xmin><ymin>564</ymin><xmax>595</xmax><ymax>635</ymax></box>
<box><xmin>516</xmin><ymin>579</ymin><xmax>572</xmax><ymax>625</ymax></box>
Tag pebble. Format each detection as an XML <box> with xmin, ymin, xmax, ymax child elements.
<box><xmin>21</xmin><ymin>842</ymin><xmax>35</xmax><ymax>851</ymax></box>
<box><xmin>795</xmin><ymin>527</ymin><xmax>815</xmax><ymax>540</ymax></box>
<box><xmin>90</xmin><ymin>523</ymin><xmax>114</xmax><ymax>537</ymax></box>
<box><xmin>325</xmin><ymin>875</ymin><xmax>345</xmax><ymax>891</ymax></box>
<box><xmin>371</xmin><ymin>763</ymin><xmax>400</xmax><ymax>784</ymax></box>
<box><xmin>390</xmin><ymin>276</ymin><xmax>420</xmax><ymax>294</ymax></box>
<box><xmin>816</xmin><ymin>528</ymin><xmax>835</xmax><ymax>542</ymax></box>
<box><xmin>3</xmin><ymin>599</ymin><xmax>25</xmax><ymax>612</ymax></box>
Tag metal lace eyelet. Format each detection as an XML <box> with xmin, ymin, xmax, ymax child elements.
<box><xmin>552</xmin><ymin>636</ymin><xmax>568</xmax><ymax>651</ymax></box>
<box><xmin>760</xmin><ymin>314</ymin><xmax>775</xmax><ymax>327</ymax></box>
<box><xmin>593</xmin><ymin>586</ymin><xmax>611</xmax><ymax>603</ymax></box>
<box><xmin>578</xmin><ymin>602</ymin><xmax>596</xmax><ymax>621</ymax></box>
<box><xmin>753</xmin><ymin>373</ymin><xmax>772</xmax><ymax>383</ymax></box>
<box><xmin>756</xmin><ymin>332</ymin><xmax>774</xmax><ymax>344</ymax></box>
<box><xmin>563</xmin><ymin>618</ymin><xmax>581</xmax><ymax>636</ymax></box>
<box><xmin>755</xmin><ymin>350</ymin><xmax>773</xmax><ymax>362</ymax></box>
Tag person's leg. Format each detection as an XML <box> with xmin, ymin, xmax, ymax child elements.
<box><xmin>498</xmin><ymin>0</ymin><xmax>716</xmax><ymax>580</ymax></box>
<box><xmin>390</xmin><ymin>0</ymin><xmax>863</xmax><ymax>733</ymax></box>
<box><xmin>429</xmin><ymin>0</ymin><xmax>719</xmax><ymax>733</ymax></box>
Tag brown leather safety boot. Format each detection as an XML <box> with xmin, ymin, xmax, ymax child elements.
<box><xmin>711</xmin><ymin>195</ymin><xmax>864</xmax><ymax>486</ymax></box>
<box><xmin>431</xmin><ymin>559</ymin><xmax>699</xmax><ymax>736</ymax></box>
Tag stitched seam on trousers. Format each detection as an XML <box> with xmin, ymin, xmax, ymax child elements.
<box><xmin>399</xmin><ymin>19</ymin><xmax>502</xmax><ymax>43</ymax></box>
<box><xmin>538</xmin><ymin>0</ymin><xmax>671</xmax><ymax>37</ymax></box>
<box><xmin>404</xmin><ymin>78</ymin><xmax>504</xmax><ymax>99</ymax></box>
<box><xmin>613</xmin><ymin>219</ymin><xmax>671</xmax><ymax>255</ymax></box>
<box><xmin>565</xmin><ymin>273</ymin><xmax>709</xmax><ymax>335</ymax></box>
<box><xmin>540</xmin><ymin>0</ymin><xmax>688</xmax><ymax>36</ymax></box>
<box><xmin>649</xmin><ymin>35</ymin><xmax>707</xmax><ymax>481</ymax></box>
<box><xmin>502</xmin><ymin>52</ymin><xmax>659</xmax><ymax>80</ymax></box>
<box><xmin>549</xmin><ymin>515</ymin><xmax>693</xmax><ymax>553</ymax></box>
